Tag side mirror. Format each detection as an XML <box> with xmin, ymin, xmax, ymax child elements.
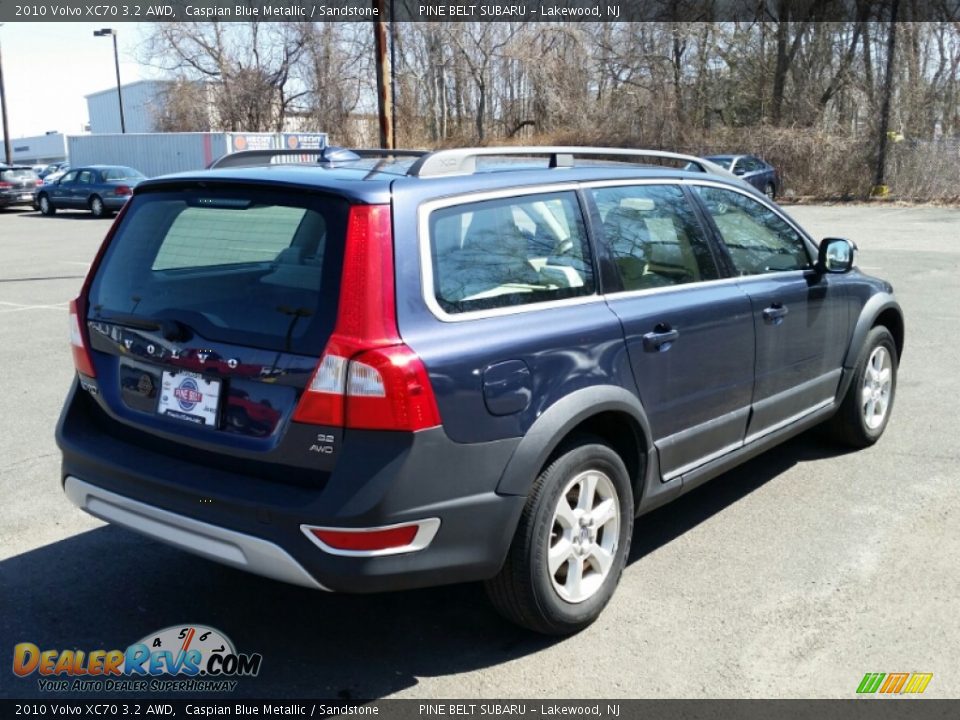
<box><xmin>733</xmin><ymin>167</ymin><xmax>746</xmax><ymax>176</ymax></box>
<box><xmin>817</xmin><ymin>237</ymin><xmax>856</xmax><ymax>274</ymax></box>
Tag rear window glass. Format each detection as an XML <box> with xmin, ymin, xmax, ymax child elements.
<box><xmin>428</xmin><ymin>191</ymin><xmax>595</xmax><ymax>314</ymax></box>
<box><xmin>1</xmin><ymin>169</ymin><xmax>38</xmax><ymax>181</ymax></box>
<box><xmin>102</xmin><ymin>167</ymin><xmax>145</xmax><ymax>180</ymax></box>
<box><xmin>88</xmin><ymin>188</ymin><xmax>347</xmax><ymax>355</ymax></box>
<box><xmin>153</xmin><ymin>206</ymin><xmax>310</xmax><ymax>270</ymax></box>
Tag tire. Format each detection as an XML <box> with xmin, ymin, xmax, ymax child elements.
<box><xmin>485</xmin><ymin>436</ymin><xmax>634</xmax><ymax>635</ymax></box>
<box><xmin>89</xmin><ymin>195</ymin><xmax>108</xmax><ymax>218</ymax></box>
<box><xmin>764</xmin><ymin>183</ymin><xmax>776</xmax><ymax>200</ymax></box>
<box><xmin>826</xmin><ymin>326</ymin><xmax>898</xmax><ymax>448</ymax></box>
<box><xmin>38</xmin><ymin>194</ymin><xmax>56</xmax><ymax>216</ymax></box>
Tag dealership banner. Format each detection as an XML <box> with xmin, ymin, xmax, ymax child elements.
<box><xmin>1</xmin><ymin>700</ymin><xmax>959</xmax><ymax>718</ymax></box>
<box><xmin>3</xmin><ymin>0</ymin><xmax>959</xmax><ymax>23</ymax></box>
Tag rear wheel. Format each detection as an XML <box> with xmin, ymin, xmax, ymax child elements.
<box><xmin>485</xmin><ymin>436</ymin><xmax>634</xmax><ymax>635</ymax></box>
<box><xmin>38</xmin><ymin>194</ymin><xmax>55</xmax><ymax>216</ymax></box>
<box><xmin>89</xmin><ymin>195</ymin><xmax>108</xmax><ymax>218</ymax></box>
<box><xmin>826</xmin><ymin>326</ymin><xmax>898</xmax><ymax>447</ymax></box>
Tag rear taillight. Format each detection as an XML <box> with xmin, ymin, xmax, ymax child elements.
<box><xmin>113</xmin><ymin>185</ymin><xmax>132</xmax><ymax>196</ymax></box>
<box><xmin>0</xmin><ymin>181</ymin><xmax>11</xmax><ymax>189</ymax></box>
<box><xmin>292</xmin><ymin>204</ymin><xmax>440</xmax><ymax>431</ymax></box>
<box><xmin>69</xmin><ymin>299</ymin><xmax>96</xmax><ymax>377</ymax></box>
<box><xmin>35</xmin><ymin>179</ymin><xmax>43</xmax><ymax>186</ymax></box>
<box><xmin>68</xmin><ymin>203</ymin><xmax>132</xmax><ymax>380</ymax></box>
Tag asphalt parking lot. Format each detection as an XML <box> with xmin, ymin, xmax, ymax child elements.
<box><xmin>1</xmin><ymin>203</ymin><xmax>957</xmax><ymax>699</ymax></box>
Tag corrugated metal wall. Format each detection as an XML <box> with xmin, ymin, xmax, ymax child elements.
<box><xmin>87</xmin><ymin>81</ymin><xmax>168</xmax><ymax>135</ymax></box>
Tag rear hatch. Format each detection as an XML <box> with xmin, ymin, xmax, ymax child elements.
<box><xmin>81</xmin><ymin>183</ymin><xmax>348</xmax><ymax>476</ymax></box>
<box><xmin>1</xmin><ymin>168</ymin><xmax>40</xmax><ymax>201</ymax></box>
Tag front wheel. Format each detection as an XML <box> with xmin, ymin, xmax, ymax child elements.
<box><xmin>827</xmin><ymin>326</ymin><xmax>898</xmax><ymax>447</ymax></box>
<box><xmin>38</xmin><ymin>194</ymin><xmax>56</xmax><ymax>216</ymax></box>
<box><xmin>485</xmin><ymin>437</ymin><xmax>634</xmax><ymax>635</ymax></box>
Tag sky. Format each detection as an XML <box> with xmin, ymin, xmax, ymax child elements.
<box><xmin>1</xmin><ymin>22</ymin><xmax>154</xmax><ymax>139</ymax></box>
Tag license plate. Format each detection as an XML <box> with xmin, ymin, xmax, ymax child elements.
<box><xmin>158</xmin><ymin>371</ymin><xmax>221</xmax><ymax>426</ymax></box>
<box><xmin>21</xmin><ymin>193</ymin><xmax>32</xmax><ymax>201</ymax></box>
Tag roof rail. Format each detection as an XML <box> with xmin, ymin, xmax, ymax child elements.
<box><xmin>406</xmin><ymin>146</ymin><xmax>734</xmax><ymax>179</ymax></box>
<box><xmin>208</xmin><ymin>147</ymin><xmax>428</xmax><ymax>170</ymax></box>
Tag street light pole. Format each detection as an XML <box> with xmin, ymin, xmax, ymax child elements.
<box><xmin>94</xmin><ymin>28</ymin><xmax>125</xmax><ymax>133</ymax></box>
<box><xmin>0</xmin><ymin>27</ymin><xmax>12</xmax><ymax>164</ymax></box>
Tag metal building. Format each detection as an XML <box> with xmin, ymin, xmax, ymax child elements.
<box><xmin>86</xmin><ymin>80</ymin><xmax>175</xmax><ymax>134</ymax></box>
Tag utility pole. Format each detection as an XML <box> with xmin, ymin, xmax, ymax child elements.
<box><xmin>94</xmin><ymin>28</ymin><xmax>126</xmax><ymax>133</ymax></box>
<box><xmin>873</xmin><ymin>0</ymin><xmax>899</xmax><ymax>196</ymax></box>
<box><xmin>372</xmin><ymin>0</ymin><xmax>394</xmax><ymax>149</ymax></box>
<box><xmin>0</xmin><ymin>27</ymin><xmax>12</xmax><ymax>165</ymax></box>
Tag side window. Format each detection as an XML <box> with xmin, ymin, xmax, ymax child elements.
<box><xmin>60</xmin><ymin>171</ymin><xmax>77</xmax><ymax>184</ymax></box>
<box><xmin>591</xmin><ymin>184</ymin><xmax>719</xmax><ymax>291</ymax></box>
<box><xmin>694</xmin><ymin>186</ymin><xmax>812</xmax><ymax>275</ymax></box>
<box><xmin>429</xmin><ymin>191</ymin><xmax>594</xmax><ymax>314</ymax></box>
<box><xmin>77</xmin><ymin>171</ymin><xmax>93</xmax><ymax>184</ymax></box>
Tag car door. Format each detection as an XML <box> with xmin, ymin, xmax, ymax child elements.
<box><xmin>74</xmin><ymin>169</ymin><xmax>95</xmax><ymax>208</ymax></box>
<box><xmin>692</xmin><ymin>183</ymin><xmax>849</xmax><ymax>442</ymax></box>
<box><xmin>734</xmin><ymin>157</ymin><xmax>762</xmax><ymax>192</ymax></box>
<box><xmin>587</xmin><ymin>182</ymin><xmax>756</xmax><ymax>480</ymax></box>
<box><xmin>51</xmin><ymin>170</ymin><xmax>77</xmax><ymax>206</ymax></box>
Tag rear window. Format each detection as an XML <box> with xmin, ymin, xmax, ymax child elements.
<box><xmin>1</xmin><ymin>169</ymin><xmax>38</xmax><ymax>181</ymax></box>
<box><xmin>102</xmin><ymin>167</ymin><xmax>145</xmax><ymax>180</ymax></box>
<box><xmin>88</xmin><ymin>188</ymin><xmax>347</xmax><ymax>355</ymax></box>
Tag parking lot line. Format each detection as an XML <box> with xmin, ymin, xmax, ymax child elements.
<box><xmin>0</xmin><ymin>300</ymin><xmax>68</xmax><ymax>313</ymax></box>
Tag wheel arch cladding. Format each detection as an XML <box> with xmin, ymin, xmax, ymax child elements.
<box><xmin>496</xmin><ymin>385</ymin><xmax>652</xmax><ymax>505</ymax></box>
<box><xmin>873</xmin><ymin>307</ymin><xmax>904</xmax><ymax>364</ymax></box>
<box><xmin>844</xmin><ymin>293</ymin><xmax>904</xmax><ymax>369</ymax></box>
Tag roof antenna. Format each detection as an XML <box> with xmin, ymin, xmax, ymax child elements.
<box><xmin>319</xmin><ymin>147</ymin><xmax>361</xmax><ymax>167</ymax></box>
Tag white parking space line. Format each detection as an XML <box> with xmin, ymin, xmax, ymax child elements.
<box><xmin>0</xmin><ymin>301</ymin><xmax>68</xmax><ymax>313</ymax></box>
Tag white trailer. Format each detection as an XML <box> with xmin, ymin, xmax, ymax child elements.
<box><xmin>66</xmin><ymin>132</ymin><xmax>328</xmax><ymax>178</ymax></box>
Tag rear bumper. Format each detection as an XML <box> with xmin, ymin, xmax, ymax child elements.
<box><xmin>57</xmin><ymin>381</ymin><xmax>526</xmax><ymax>593</ymax></box>
<box><xmin>103</xmin><ymin>196</ymin><xmax>130</xmax><ymax>210</ymax></box>
<box><xmin>0</xmin><ymin>192</ymin><xmax>36</xmax><ymax>208</ymax></box>
<box><xmin>65</xmin><ymin>476</ymin><xmax>329</xmax><ymax>590</ymax></box>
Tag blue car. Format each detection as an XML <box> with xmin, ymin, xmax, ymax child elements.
<box><xmin>36</xmin><ymin>165</ymin><xmax>146</xmax><ymax>218</ymax></box>
<box><xmin>57</xmin><ymin>146</ymin><xmax>903</xmax><ymax>634</ymax></box>
<box><xmin>706</xmin><ymin>154</ymin><xmax>781</xmax><ymax>199</ymax></box>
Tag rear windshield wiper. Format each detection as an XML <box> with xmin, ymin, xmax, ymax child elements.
<box><xmin>95</xmin><ymin>312</ymin><xmax>193</xmax><ymax>342</ymax></box>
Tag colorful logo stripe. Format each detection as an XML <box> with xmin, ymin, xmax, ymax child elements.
<box><xmin>857</xmin><ymin>672</ymin><xmax>933</xmax><ymax>695</ymax></box>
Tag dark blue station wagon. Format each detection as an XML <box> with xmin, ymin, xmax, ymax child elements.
<box><xmin>57</xmin><ymin>147</ymin><xmax>903</xmax><ymax>634</ymax></box>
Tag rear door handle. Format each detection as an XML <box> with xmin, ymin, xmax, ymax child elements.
<box><xmin>642</xmin><ymin>324</ymin><xmax>680</xmax><ymax>352</ymax></box>
<box><xmin>762</xmin><ymin>303</ymin><xmax>789</xmax><ymax>325</ymax></box>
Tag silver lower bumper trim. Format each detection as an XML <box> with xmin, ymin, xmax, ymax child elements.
<box><xmin>64</xmin><ymin>476</ymin><xmax>329</xmax><ymax>591</ymax></box>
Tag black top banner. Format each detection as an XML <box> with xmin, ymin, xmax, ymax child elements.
<box><xmin>2</xmin><ymin>700</ymin><xmax>960</xmax><ymax>719</ymax></box>
<box><xmin>3</xmin><ymin>0</ymin><xmax>960</xmax><ymax>23</ymax></box>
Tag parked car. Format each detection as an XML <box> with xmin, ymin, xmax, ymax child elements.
<box><xmin>36</xmin><ymin>165</ymin><xmax>146</xmax><ymax>217</ymax></box>
<box><xmin>57</xmin><ymin>146</ymin><xmax>903</xmax><ymax>634</ymax></box>
<box><xmin>705</xmin><ymin>154</ymin><xmax>781</xmax><ymax>199</ymax></box>
<box><xmin>0</xmin><ymin>166</ymin><xmax>42</xmax><ymax>210</ymax></box>
<box><xmin>39</xmin><ymin>161</ymin><xmax>70</xmax><ymax>180</ymax></box>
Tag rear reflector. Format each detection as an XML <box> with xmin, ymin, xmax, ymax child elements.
<box><xmin>292</xmin><ymin>204</ymin><xmax>440</xmax><ymax>431</ymax></box>
<box><xmin>301</xmin><ymin>518</ymin><xmax>440</xmax><ymax>556</ymax></box>
<box><xmin>69</xmin><ymin>299</ymin><xmax>96</xmax><ymax>377</ymax></box>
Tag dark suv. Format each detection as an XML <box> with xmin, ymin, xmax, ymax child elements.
<box><xmin>57</xmin><ymin>147</ymin><xmax>903</xmax><ymax>634</ymax></box>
